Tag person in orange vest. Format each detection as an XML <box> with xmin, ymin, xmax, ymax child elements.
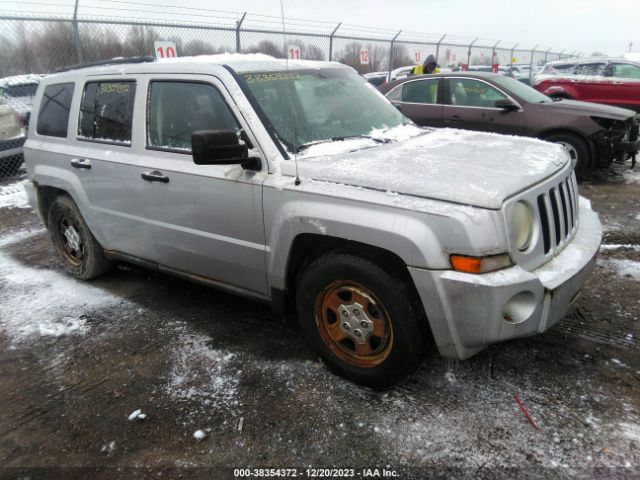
<box><xmin>411</xmin><ymin>54</ymin><xmax>441</xmax><ymax>75</ymax></box>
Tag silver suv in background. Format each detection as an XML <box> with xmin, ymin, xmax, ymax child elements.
<box><xmin>0</xmin><ymin>97</ymin><xmax>26</xmax><ymax>178</ymax></box>
<box><xmin>24</xmin><ymin>55</ymin><xmax>602</xmax><ymax>387</ymax></box>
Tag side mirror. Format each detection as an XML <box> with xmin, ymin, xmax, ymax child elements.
<box><xmin>192</xmin><ymin>129</ymin><xmax>260</xmax><ymax>170</ymax></box>
<box><xmin>495</xmin><ymin>99</ymin><xmax>519</xmax><ymax>111</ymax></box>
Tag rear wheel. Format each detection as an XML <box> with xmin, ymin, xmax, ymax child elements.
<box><xmin>296</xmin><ymin>253</ymin><xmax>431</xmax><ymax>388</ymax></box>
<box><xmin>47</xmin><ymin>195</ymin><xmax>111</xmax><ymax>280</ymax></box>
<box><xmin>543</xmin><ymin>132</ymin><xmax>589</xmax><ymax>178</ymax></box>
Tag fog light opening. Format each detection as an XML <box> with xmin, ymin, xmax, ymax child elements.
<box><xmin>502</xmin><ymin>291</ymin><xmax>536</xmax><ymax>325</ymax></box>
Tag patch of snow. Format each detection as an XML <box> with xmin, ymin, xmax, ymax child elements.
<box><xmin>127</xmin><ymin>409</ymin><xmax>146</xmax><ymax>421</ymax></box>
<box><xmin>601</xmin><ymin>259</ymin><xmax>640</xmax><ymax>281</ymax></box>
<box><xmin>0</xmin><ymin>228</ymin><xmax>137</xmax><ymax>343</ymax></box>
<box><xmin>624</xmin><ymin>169</ymin><xmax>640</xmax><ymax>185</ymax></box>
<box><xmin>619</xmin><ymin>422</ymin><xmax>640</xmax><ymax>442</ymax></box>
<box><xmin>193</xmin><ymin>429</ymin><xmax>206</xmax><ymax>441</ymax></box>
<box><xmin>163</xmin><ymin>326</ymin><xmax>240</xmax><ymax>413</ymax></box>
<box><xmin>0</xmin><ymin>180</ymin><xmax>30</xmax><ymax>209</ymax></box>
<box><xmin>100</xmin><ymin>440</ymin><xmax>116</xmax><ymax>453</ymax></box>
<box><xmin>599</xmin><ymin>244</ymin><xmax>640</xmax><ymax>252</ymax></box>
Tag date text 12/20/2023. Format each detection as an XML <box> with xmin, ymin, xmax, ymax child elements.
<box><xmin>233</xmin><ymin>467</ymin><xmax>399</xmax><ymax>478</ymax></box>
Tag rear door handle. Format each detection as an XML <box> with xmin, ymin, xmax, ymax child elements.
<box><xmin>70</xmin><ymin>158</ymin><xmax>91</xmax><ymax>169</ymax></box>
<box><xmin>141</xmin><ymin>170</ymin><xmax>170</xmax><ymax>183</ymax></box>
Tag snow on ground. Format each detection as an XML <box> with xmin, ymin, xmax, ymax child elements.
<box><xmin>600</xmin><ymin>258</ymin><xmax>640</xmax><ymax>281</ymax></box>
<box><xmin>600</xmin><ymin>244</ymin><xmax>640</xmax><ymax>252</ymax></box>
<box><xmin>163</xmin><ymin>324</ymin><xmax>241</xmax><ymax>415</ymax></box>
<box><xmin>0</xmin><ymin>180</ymin><xmax>30</xmax><ymax>209</ymax></box>
<box><xmin>624</xmin><ymin>168</ymin><xmax>640</xmax><ymax>185</ymax></box>
<box><xmin>0</xmin><ymin>228</ymin><xmax>135</xmax><ymax>343</ymax></box>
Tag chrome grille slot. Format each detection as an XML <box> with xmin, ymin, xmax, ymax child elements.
<box><xmin>533</xmin><ymin>171</ymin><xmax>579</xmax><ymax>257</ymax></box>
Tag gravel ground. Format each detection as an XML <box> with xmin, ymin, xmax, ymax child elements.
<box><xmin>0</xmin><ymin>166</ymin><xmax>639</xmax><ymax>480</ymax></box>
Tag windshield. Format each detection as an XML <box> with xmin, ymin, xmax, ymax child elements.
<box><xmin>241</xmin><ymin>68</ymin><xmax>409</xmax><ymax>152</ymax></box>
<box><xmin>492</xmin><ymin>75</ymin><xmax>552</xmax><ymax>103</ymax></box>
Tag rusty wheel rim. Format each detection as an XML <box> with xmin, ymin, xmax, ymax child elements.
<box><xmin>314</xmin><ymin>280</ymin><xmax>393</xmax><ymax>368</ymax></box>
<box><xmin>57</xmin><ymin>214</ymin><xmax>85</xmax><ymax>267</ymax></box>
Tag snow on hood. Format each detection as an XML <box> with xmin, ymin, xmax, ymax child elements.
<box><xmin>293</xmin><ymin>128</ymin><xmax>570</xmax><ymax>209</ymax></box>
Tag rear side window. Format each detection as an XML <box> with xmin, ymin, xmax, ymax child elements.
<box><xmin>36</xmin><ymin>83</ymin><xmax>74</xmax><ymax>138</ymax></box>
<box><xmin>147</xmin><ymin>81</ymin><xmax>239</xmax><ymax>152</ymax></box>
<box><xmin>79</xmin><ymin>81</ymin><xmax>136</xmax><ymax>144</ymax></box>
<box><xmin>611</xmin><ymin>63</ymin><xmax>640</xmax><ymax>79</ymax></box>
<box><xmin>575</xmin><ymin>63</ymin><xmax>605</xmax><ymax>76</ymax></box>
<box><xmin>401</xmin><ymin>79</ymin><xmax>439</xmax><ymax>104</ymax></box>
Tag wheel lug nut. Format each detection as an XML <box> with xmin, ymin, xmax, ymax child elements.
<box><xmin>354</xmin><ymin>330</ymin><xmax>362</xmax><ymax>337</ymax></box>
<box><xmin>342</xmin><ymin>322</ymin><xmax>350</xmax><ymax>330</ymax></box>
<box><xmin>360</xmin><ymin>321</ymin><xmax>368</xmax><ymax>328</ymax></box>
<box><xmin>342</xmin><ymin>310</ymin><xmax>349</xmax><ymax>317</ymax></box>
<box><xmin>353</xmin><ymin>309</ymin><xmax>360</xmax><ymax>316</ymax></box>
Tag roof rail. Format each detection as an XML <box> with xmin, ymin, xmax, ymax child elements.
<box><xmin>55</xmin><ymin>56</ymin><xmax>155</xmax><ymax>73</ymax></box>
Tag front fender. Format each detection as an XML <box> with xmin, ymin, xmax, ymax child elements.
<box><xmin>263</xmin><ymin>179</ymin><xmax>509</xmax><ymax>291</ymax></box>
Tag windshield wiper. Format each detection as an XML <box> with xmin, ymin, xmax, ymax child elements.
<box><xmin>297</xmin><ymin>135</ymin><xmax>391</xmax><ymax>152</ymax></box>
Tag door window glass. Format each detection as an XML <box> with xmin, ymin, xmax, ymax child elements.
<box><xmin>147</xmin><ymin>81</ymin><xmax>239</xmax><ymax>152</ymax></box>
<box><xmin>79</xmin><ymin>81</ymin><xmax>136</xmax><ymax>144</ymax></box>
<box><xmin>574</xmin><ymin>63</ymin><xmax>605</xmax><ymax>76</ymax></box>
<box><xmin>611</xmin><ymin>63</ymin><xmax>640</xmax><ymax>79</ymax></box>
<box><xmin>447</xmin><ymin>79</ymin><xmax>507</xmax><ymax>108</ymax></box>
<box><xmin>36</xmin><ymin>83</ymin><xmax>74</xmax><ymax>138</ymax></box>
<box><xmin>400</xmin><ymin>79</ymin><xmax>439</xmax><ymax>104</ymax></box>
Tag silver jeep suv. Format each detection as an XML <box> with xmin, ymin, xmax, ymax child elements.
<box><xmin>23</xmin><ymin>54</ymin><xmax>602</xmax><ymax>387</ymax></box>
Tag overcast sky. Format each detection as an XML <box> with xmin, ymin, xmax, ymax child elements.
<box><xmin>245</xmin><ymin>0</ymin><xmax>638</xmax><ymax>55</ymax></box>
<box><xmin>6</xmin><ymin>0</ymin><xmax>640</xmax><ymax>56</ymax></box>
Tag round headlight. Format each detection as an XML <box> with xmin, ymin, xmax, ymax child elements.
<box><xmin>510</xmin><ymin>201</ymin><xmax>534</xmax><ymax>251</ymax></box>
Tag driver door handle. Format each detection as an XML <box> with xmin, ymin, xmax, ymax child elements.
<box><xmin>141</xmin><ymin>170</ymin><xmax>170</xmax><ymax>183</ymax></box>
<box><xmin>70</xmin><ymin>158</ymin><xmax>91</xmax><ymax>169</ymax></box>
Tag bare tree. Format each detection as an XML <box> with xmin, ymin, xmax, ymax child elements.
<box><xmin>182</xmin><ymin>39</ymin><xmax>225</xmax><ymax>56</ymax></box>
<box><xmin>247</xmin><ymin>40</ymin><xmax>284</xmax><ymax>58</ymax></box>
<box><xmin>389</xmin><ymin>43</ymin><xmax>412</xmax><ymax>69</ymax></box>
<box><xmin>305</xmin><ymin>44</ymin><xmax>325</xmax><ymax>61</ymax></box>
<box><xmin>338</xmin><ymin>41</ymin><xmax>363</xmax><ymax>71</ymax></box>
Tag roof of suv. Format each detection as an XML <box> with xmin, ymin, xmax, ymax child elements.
<box><xmin>43</xmin><ymin>54</ymin><xmax>345</xmax><ymax>81</ymax></box>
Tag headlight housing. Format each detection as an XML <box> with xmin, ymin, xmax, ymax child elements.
<box><xmin>510</xmin><ymin>201</ymin><xmax>534</xmax><ymax>252</ymax></box>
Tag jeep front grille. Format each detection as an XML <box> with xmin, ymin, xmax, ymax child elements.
<box><xmin>536</xmin><ymin>171</ymin><xmax>578</xmax><ymax>255</ymax></box>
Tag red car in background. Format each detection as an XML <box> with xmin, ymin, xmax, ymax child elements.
<box><xmin>533</xmin><ymin>58</ymin><xmax>640</xmax><ymax>112</ymax></box>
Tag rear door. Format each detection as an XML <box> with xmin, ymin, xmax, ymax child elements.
<box><xmin>573</xmin><ymin>62</ymin><xmax>609</xmax><ymax>103</ymax></box>
<box><xmin>386</xmin><ymin>77</ymin><xmax>444</xmax><ymax>127</ymax></box>
<box><xmin>442</xmin><ymin>77</ymin><xmax>524</xmax><ymax>134</ymax></box>
<box><xmin>135</xmin><ymin>75</ymin><xmax>268</xmax><ymax>296</ymax></box>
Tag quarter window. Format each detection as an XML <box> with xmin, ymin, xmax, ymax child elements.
<box><xmin>36</xmin><ymin>83</ymin><xmax>74</xmax><ymax>138</ymax></box>
<box><xmin>400</xmin><ymin>79</ymin><xmax>439</xmax><ymax>104</ymax></box>
<box><xmin>147</xmin><ymin>81</ymin><xmax>239</xmax><ymax>153</ymax></box>
<box><xmin>78</xmin><ymin>81</ymin><xmax>136</xmax><ymax>144</ymax></box>
<box><xmin>447</xmin><ymin>79</ymin><xmax>507</xmax><ymax>108</ymax></box>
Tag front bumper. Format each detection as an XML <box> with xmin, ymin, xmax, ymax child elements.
<box><xmin>409</xmin><ymin>197</ymin><xmax>602</xmax><ymax>359</ymax></box>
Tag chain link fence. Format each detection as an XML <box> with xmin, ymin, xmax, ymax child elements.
<box><xmin>0</xmin><ymin>3</ymin><xmax>578</xmax><ymax>181</ymax></box>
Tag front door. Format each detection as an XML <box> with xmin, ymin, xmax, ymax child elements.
<box><xmin>442</xmin><ymin>77</ymin><xmax>524</xmax><ymax>134</ymax></box>
<box><xmin>135</xmin><ymin>75</ymin><xmax>268</xmax><ymax>296</ymax></box>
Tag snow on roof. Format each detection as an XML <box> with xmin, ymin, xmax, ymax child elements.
<box><xmin>0</xmin><ymin>74</ymin><xmax>44</xmax><ymax>87</ymax></box>
<box><xmin>158</xmin><ymin>53</ymin><xmax>344</xmax><ymax>72</ymax></box>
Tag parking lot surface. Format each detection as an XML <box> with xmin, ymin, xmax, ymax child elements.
<box><xmin>0</xmin><ymin>167</ymin><xmax>639</xmax><ymax>479</ymax></box>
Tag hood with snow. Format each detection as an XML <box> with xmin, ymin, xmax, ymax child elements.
<box><xmin>292</xmin><ymin>127</ymin><xmax>570</xmax><ymax>210</ymax></box>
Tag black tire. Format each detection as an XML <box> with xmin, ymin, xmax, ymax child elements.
<box><xmin>47</xmin><ymin>195</ymin><xmax>111</xmax><ymax>280</ymax></box>
<box><xmin>543</xmin><ymin>132</ymin><xmax>590</xmax><ymax>178</ymax></box>
<box><xmin>296</xmin><ymin>253</ymin><xmax>431</xmax><ymax>388</ymax></box>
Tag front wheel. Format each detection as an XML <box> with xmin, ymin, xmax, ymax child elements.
<box><xmin>47</xmin><ymin>195</ymin><xmax>111</xmax><ymax>280</ymax></box>
<box><xmin>543</xmin><ymin>132</ymin><xmax>590</xmax><ymax>178</ymax></box>
<box><xmin>296</xmin><ymin>253</ymin><xmax>431</xmax><ymax>388</ymax></box>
